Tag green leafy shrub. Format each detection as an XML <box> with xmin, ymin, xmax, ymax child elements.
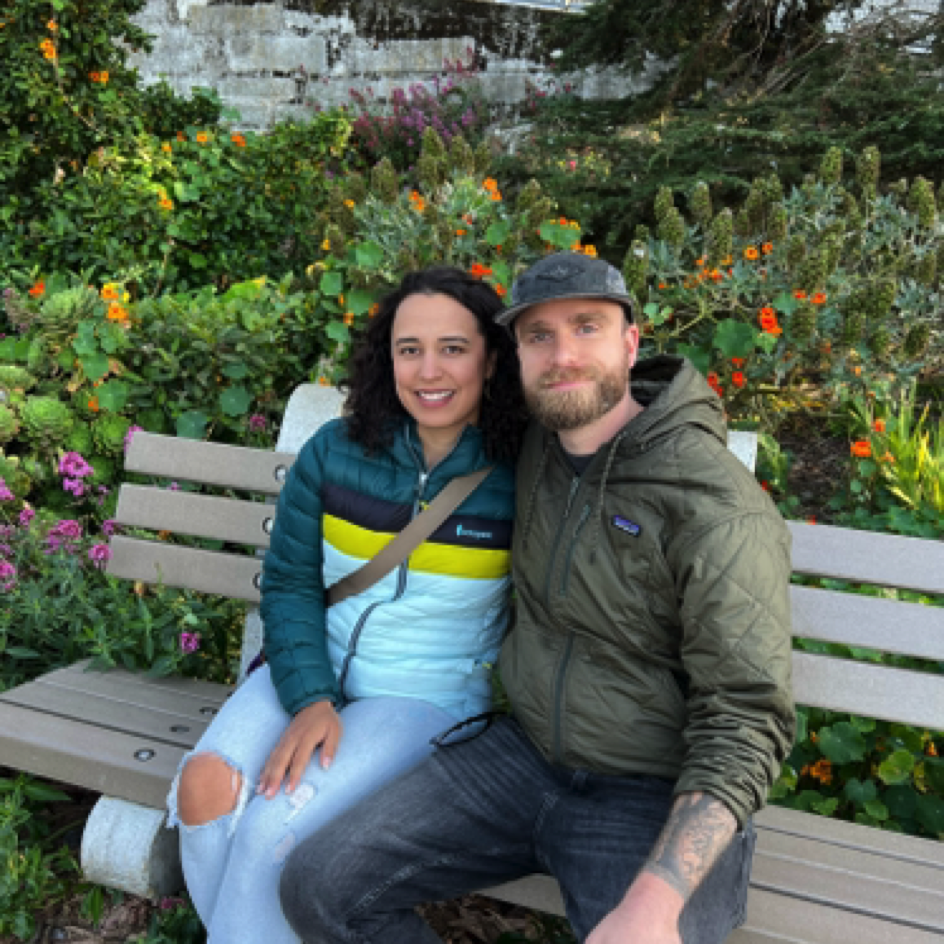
<box><xmin>3</xmin><ymin>112</ymin><xmax>351</xmax><ymax>293</ymax></box>
<box><xmin>622</xmin><ymin>148</ymin><xmax>940</xmax><ymax>426</ymax></box>
<box><xmin>0</xmin><ymin>773</ymin><xmax>77</xmax><ymax>941</ymax></box>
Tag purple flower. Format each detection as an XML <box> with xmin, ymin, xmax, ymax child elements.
<box><xmin>180</xmin><ymin>631</ymin><xmax>202</xmax><ymax>654</ymax></box>
<box><xmin>0</xmin><ymin>479</ymin><xmax>14</xmax><ymax>502</ymax></box>
<box><xmin>0</xmin><ymin>560</ymin><xmax>16</xmax><ymax>590</ymax></box>
<box><xmin>167</xmin><ymin>481</ymin><xmax>180</xmax><ymax>491</ymax></box>
<box><xmin>58</xmin><ymin>452</ymin><xmax>93</xmax><ymax>479</ymax></box>
<box><xmin>0</xmin><ymin>526</ymin><xmax>14</xmax><ymax>538</ymax></box>
<box><xmin>19</xmin><ymin>508</ymin><xmax>35</xmax><ymax>528</ymax></box>
<box><xmin>63</xmin><ymin>478</ymin><xmax>86</xmax><ymax>498</ymax></box>
<box><xmin>0</xmin><ymin>544</ymin><xmax>12</xmax><ymax>557</ymax></box>
<box><xmin>123</xmin><ymin>425</ymin><xmax>144</xmax><ymax>454</ymax></box>
<box><xmin>51</xmin><ymin>519</ymin><xmax>82</xmax><ymax>539</ymax></box>
<box><xmin>248</xmin><ymin>414</ymin><xmax>266</xmax><ymax>432</ymax></box>
<box><xmin>102</xmin><ymin>519</ymin><xmax>119</xmax><ymax>536</ymax></box>
<box><xmin>88</xmin><ymin>543</ymin><xmax>112</xmax><ymax>568</ymax></box>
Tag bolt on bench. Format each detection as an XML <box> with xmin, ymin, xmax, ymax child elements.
<box><xmin>1</xmin><ymin>383</ymin><xmax>942</xmax><ymax>944</ymax></box>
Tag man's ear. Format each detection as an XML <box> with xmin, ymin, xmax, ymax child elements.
<box><xmin>624</xmin><ymin>322</ymin><xmax>641</xmax><ymax>370</ymax></box>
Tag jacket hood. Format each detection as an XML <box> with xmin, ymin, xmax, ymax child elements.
<box><xmin>622</xmin><ymin>355</ymin><xmax>727</xmax><ymax>454</ymax></box>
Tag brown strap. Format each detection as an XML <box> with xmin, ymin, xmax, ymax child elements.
<box><xmin>325</xmin><ymin>466</ymin><xmax>494</xmax><ymax>608</ymax></box>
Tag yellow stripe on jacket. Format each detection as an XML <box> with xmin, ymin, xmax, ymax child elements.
<box><xmin>323</xmin><ymin>514</ymin><xmax>510</xmax><ymax>580</ymax></box>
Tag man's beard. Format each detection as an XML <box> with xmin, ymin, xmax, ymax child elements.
<box><xmin>524</xmin><ymin>363</ymin><xmax>628</xmax><ymax>432</ymax></box>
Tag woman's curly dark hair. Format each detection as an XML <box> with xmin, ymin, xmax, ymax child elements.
<box><xmin>342</xmin><ymin>267</ymin><xmax>529</xmax><ymax>464</ymax></box>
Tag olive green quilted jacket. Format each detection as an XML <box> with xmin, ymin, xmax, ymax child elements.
<box><xmin>500</xmin><ymin>355</ymin><xmax>795</xmax><ymax>826</ymax></box>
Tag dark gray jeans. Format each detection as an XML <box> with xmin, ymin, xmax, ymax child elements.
<box><xmin>280</xmin><ymin>717</ymin><xmax>754</xmax><ymax>944</ymax></box>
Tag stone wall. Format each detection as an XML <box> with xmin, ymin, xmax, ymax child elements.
<box><xmin>128</xmin><ymin>0</ymin><xmax>650</xmax><ymax>130</ymax></box>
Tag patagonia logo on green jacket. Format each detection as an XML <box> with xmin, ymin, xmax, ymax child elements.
<box><xmin>612</xmin><ymin>515</ymin><xmax>641</xmax><ymax>536</ymax></box>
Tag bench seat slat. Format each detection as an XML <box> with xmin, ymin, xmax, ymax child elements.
<box><xmin>44</xmin><ymin>660</ymin><xmax>235</xmax><ymax>703</ymax></box>
<box><xmin>116</xmin><ymin>485</ymin><xmax>274</xmax><ymax>548</ymax></box>
<box><xmin>105</xmin><ymin>535</ymin><xmax>261</xmax><ymax>602</ymax></box>
<box><xmin>787</xmin><ymin>521</ymin><xmax>944</xmax><ymax>595</ymax></box>
<box><xmin>126</xmin><ymin>432</ymin><xmax>296</xmax><ymax>496</ymax></box>
<box><xmin>0</xmin><ymin>701</ymin><xmax>184</xmax><ymax>809</ymax></box>
<box><xmin>790</xmin><ymin>651</ymin><xmax>944</xmax><ymax>730</ymax></box>
<box><xmin>752</xmin><ymin>839</ymin><xmax>944</xmax><ymax>932</ymax></box>
<box><xmin>737</xmin><ymin>884</ymin><xmax>944</xmax><ymax>944</ymax></box>
<box><xmin>791</xmin><ymin>585</ymin><xmax>944</xmax><ymax>660</ymax></box>
<box><xmin>0</xmin><ymin>682</ymin><xmax>214</xmax><ymax>749</ymax></box>
<box><xmin>755</xmin><ymin>804</ymin><xmax>944</xmax><ymax>869</ymax></box>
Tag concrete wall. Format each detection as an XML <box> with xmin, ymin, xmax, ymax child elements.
<box><xmin>128</xmin><ymin>0</ymin><xmax>649</xmax><ymax>130</ymax></box>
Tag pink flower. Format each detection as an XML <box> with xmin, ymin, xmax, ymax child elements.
<box><xmin>180</xmin><ymin>631</ymin><xmax>202</xmax><ymax>654</ymax></box>
<box><xmin>58</xmin><ymin>451</ymin><xmax>93</xmax><ymax>478</ymax></box>
<box><xmin>248</xmin><ymin>414</ymin><xmax>266</xmax><ymax>432</ymax></box>
<box><xmin>102</xmin><ymin>519</ymin><xmax>118</xmax><ymax>536</ymax></box>
<box><xmin>88</xmin><ymin>543</ymin><xmax>112</xmax><ymax>568</ymax></box>
<box><xmin>51</xmin><ymin>519</ymin><xmax>82</xmax><ymax>539</ymax></box>
<box><xmin>0</xmin><ymin>479</ymin><xmax>14</xmax><ymax>502</ymax></box>
<box><xmin>0</xmin><ymin>560</ymin><xmax>16</xmax><ymax>590</ymax></box>
<box><xmin>63</xmin><ymin>478</ymin><xmax>86</xmax><ymax>497</ymax></box>
<box><xmin>19</xmin><ymin>508</ymin><xmax>35</xmax><ymax>528</ymax></box>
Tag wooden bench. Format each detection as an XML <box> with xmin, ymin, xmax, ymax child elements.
<box><xmin>1</xmin><ymin>383</ymin><xmax>942</xmax><ymax>944</ymax></box>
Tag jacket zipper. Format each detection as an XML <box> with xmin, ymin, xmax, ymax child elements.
<box><xmin>337</xmin><ymin>423</ymin><xmax>468</xmax><ymax>699</ymax></box>
<box><xmin>542</xmin><ymin>476</ymin><xmax>581</xmax><ymax>605</ymax></box>
<box><xmin>552</xmin><ymin>633</ymin><xmax>575</xmax><ymax>764</ymax></box>
<box><xmin>559</xmin><ymin>504</ymin><xmax>591</xmax><ymax>596</ymax></box>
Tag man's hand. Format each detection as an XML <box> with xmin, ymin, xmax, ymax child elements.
<box><xmin>586</xmin><ymin>871</ymin><xmax>683</xmax><ymax>944</ymax></box>
<box><xmin>258</xmin><ymin>700</ymin><xmax>342</xmax><ymax>798</ymax></box>
<box><xmin>587</xmin><ymin>792</ymin><xmax>736</xmax><ymax>943</ymax></box>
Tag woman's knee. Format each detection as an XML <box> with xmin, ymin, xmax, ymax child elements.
<box><xmin>177</xmin><ymin>752</ymin><xmax>244</xmax><ymax>827</ymax></box>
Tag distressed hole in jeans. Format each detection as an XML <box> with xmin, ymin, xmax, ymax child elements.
<box><xmin>273</xmin><ymin>831</ymin><xmax>297</xmax><ymax>865</ymax></box>
<box><xmin>284</xmin><ymin>782</ymin><xmax>317</xmax><ymax>823</ymax></box>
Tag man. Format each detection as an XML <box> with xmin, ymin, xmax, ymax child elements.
<box><xmin>279</xmin><ymin>252</ymin><xmax>795</xmax><ymax>944</ymax></box>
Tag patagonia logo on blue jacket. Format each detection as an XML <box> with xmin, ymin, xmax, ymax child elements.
<box><xmin>457</xmin><ymin>524</ymin><xmax>493</xmax><ymax>540</ymax></box>
<box><xmin>612</xmin><ymin>515</ymin><xmax>641</xmax><ymax>536</ymax></box>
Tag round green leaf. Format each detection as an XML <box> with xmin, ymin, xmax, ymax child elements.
<box><xmin>486</xmin><ymin>221</ymin><xmax>511</xmax><ymax>246</ymax></box>
<box><xmin>878</xmin><ymin>748</ymin><xmax>916</xmax><ymax>785</ymax></box>
<box><xmin>347</xmin><ymin>289</ymin><xmax>375</xmax><ymax>316</ymax></box>
<box><xmin>221</xmin><ymin>362</ymin><xmax>249</xmax><ymax>380</ymax></box>
<box><xmin>354</xmin><ymin>241</ymin><xmax>383</xmax><ymax>269</ymax></box>
<box><xmin>320</xmin><ymin>272</ymin><xmax>344</xmax><ymax>296</ymax></box>
<box><xmin>80</xmin><ymin>352</ymin><xmax>110</xmax><ymax>382</ymax></box>
<box><xmin>96</xmin><ymin>380</ymin><xmax>128</xmax><ymax>413</ymax></box>
<box><xmin>884</xmin><ymin>784</ymin><xmax>917</xmax><ymax>819</ymax></box>
<box><xmin>219</xmin><ymin>386</ymin><xmax>252</xmax><ymax>417</ymax></box>
<box><xmin>176</xmin><ymin>410</ymin><xmax>208</xmax><ymax>440</ymax></box>
<box><xmin>843</xmin><ymin>777</ymin><xmax>877</xmax><ymax>807</ymax></box>
<box><xmin>916</xmin><ymin>794</ymin><xmax>944</xmax><ymax>834</ymax></box>
<box><xmin>817</xmin><ymin>722</ymin><xmax>867</xmax><ymax>765</ymax></box>
<box><xmin>712</xmin><ymin>319</ymin><xmax>756</xmax><ymax>359</ymax></box>
<box><xmin>326</xmin><ymin>321</ymin><xmax>351</xmax><ymax>343</ymax></box>
<box><xmin>864</xmin><ymin>799</ymin><xmax>889</xmax><ymax>820</ymax></box>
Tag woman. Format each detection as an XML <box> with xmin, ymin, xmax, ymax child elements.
<box><xmin>167</xmin><ymin>267</ymin><xmax>528</xmax><ymax>943</ymax></box>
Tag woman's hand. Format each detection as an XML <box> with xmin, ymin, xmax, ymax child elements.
<box><xmin>257</xmin><ymin>700</ymin><xmax>342</xmax><ymax>798</ymax></box>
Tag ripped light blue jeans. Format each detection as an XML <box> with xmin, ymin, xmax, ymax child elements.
<box><xmin>166</xmin><ymin>664</ymin><xmax>455</xmax><ymax>944</ymax></box>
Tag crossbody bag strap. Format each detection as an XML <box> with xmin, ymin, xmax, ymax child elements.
<box><xmin>324</xmin><ymin>465</ymin><xmax>494</xmax><ymax>608</ymax></box>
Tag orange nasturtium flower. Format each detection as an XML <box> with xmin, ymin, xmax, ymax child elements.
<box><xmin>873</xmin><ymin>419</ymin><xmax>886</xmax><ymax>433</ymax></box>
<box><xmin>161</xmin><ymin>142</ymin><xmax>172</xmax><ymax>153</ymax></box>
<box><xmin>89</xmin><ymin>71</ymin><xmax>101</xmax><ymax>82</ymax></box>
<box><xmin>583</xmin><ymin>245</ymin><xmax>598</xmax><ymax>258</ymax></box>
<box><xmin>231</xmin><ymin>133</ymin><xmax>247</xmax><ymax>148</ymax></box>
<box><xmin>322</xmin><ymin>239</ymin><xmax>331</xmax><ymax>251</ymax></box>
<box><xmin>761</xmin><ymin>242</ymin><xmax>773</xmax><ymax>255</ymax></box>
<box><xmin>368</xmin><ymin>303</ymin><xmax>380</xmax><ymax>318</ymax></box>
<box><xmin>743</xmin><ymin>246</ymin><xmax>759</xmax><ymax>261</ymax></box>
<box><xmin>159</xmin><ymin>196</ymin><xmax>173</xmax><ymax>211</ymax></box>
<box><xmin>99</xmin><ymin>71</ymin><xmax>109</xmax><ymax>84</ymax></box>
<box><xmin>43</xmin><ymin>47</ymin><xmax>57</xmax><ymax>60</ymax></box>
<box><xmin>793</xmin><ymin>289</ymin><xmax>807</xmax><ymax>300</ymax></box>
<box><xmin>850</xmin><ymin>440</ymin><xmax>872</xmax><ymax>459</ymax></box>
<box><xmin>47</xmin><ymin>20</ymin><xmax>58</xmax><ymax>31</ymax></box>
<box><xmin>495</xmin><ymin>284</ymin><xmax>507</xmax><ymax>297</ymax></box>
<box><xmin>812</xmin><ymin>292</ymin><xmax>827</xmax><ymax>305</ymax></box>
<box><xmin>177</xmin><ymin>131</ymin><xmax>185</xmax><ymax>142</ymax></box>
<box><xmin>101</xmin><ymin>284</ymin><xmax>120</xmax><ymax>301</ymax></box>
<box><xmin>490</xmin><ymin>190</ymin><xmax>502</xmax><ymax>202</ymax></box>
<box><xmin>28</xmin><ymin>281</ymin><xmax>45</xmax><ymax>297</ymax></box>
<box><xmin>455</xmin><ymin>229</ymin><xmax>467</xmax><ymax>237</ymax></box>
<box><xmin>731</xmin><ymin>357</ymin><xmax>745</xmax><ymax>368</ymax></box>
<box><xmin>196</xmin><ymin>132</ymin><xmax>209</xmax><ymax>144</ymax></box>
<box><xmin>107</xmin><ymin>303</ymin><xmax>129</xmax><ymax>322</ymax></box>
<box><xmin>732</xmin><ymin>371</ymin><xmax>746</xmax><ymax>389</ymax></box>
<box><xmin>343</xmin><ymin>199</ymin><xmax>355</xmax><ymax>209</ymax></box>
<box><xmin>88</xmin><ymin>397</ymin><xmax>100</xmax><ymax>413</ymax></box>
<box><xmin>468</xmin><ymin>263</ymin><xmax>493</xmax><ymax>279</ymax></box>
<box><xmin>343</xmin><ymin>312</ymin><xmax>355</xmax><ymax>326</ymax></box>
<box><xmin>758</xmin><ymin>309</ymin><xmax>782</xmax><ymax>336</ymax></box>
<box><xmin>482</xmin><ymin>178</ymin><xmax>498</xmax><ymax>193</ymax></box>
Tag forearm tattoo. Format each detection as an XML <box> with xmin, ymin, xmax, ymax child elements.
<box><xmin>643</xmin><ymin>792</ymin><xmax>738</xmax><ymax>901</ymax></box>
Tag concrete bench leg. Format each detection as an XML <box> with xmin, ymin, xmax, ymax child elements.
<box><xmin>81</xmin><ymin>796</ymin><xmax>183</xmax><ymax>899</ymax></box>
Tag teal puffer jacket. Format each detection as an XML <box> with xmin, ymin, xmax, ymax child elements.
<box><xmin>260</xmin><ymin>418</ymin><xmax>516</xmax><ymax>721</ymax></box>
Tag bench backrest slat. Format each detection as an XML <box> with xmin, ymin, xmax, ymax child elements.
<box><xmin>106</xmin><ymin>535</ymin><xmax>260</xmax><ymax>602</ymax></box>
<box><xmin>791</xmin><ymin>651</ymin><xmax>944</xmax><ymax>730</ymax></box>
<box><xmin>126</xmin><ymin>432</ymin><xmax>295</xmax><ymax>495</ymax></box>
<box><xmin>788</xmin><ymin>521</ymin><xmax>944</xmax><ymax>596</ymax></box>
<box><xmin>791</xmin><ymin>585</ymin><xmax>944</xmax><ymax>661</ymax></box>
<box><xmin>116</xmin><ymin>485</ymin><xmax>274</xmax><ymax>549</ymax></box>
